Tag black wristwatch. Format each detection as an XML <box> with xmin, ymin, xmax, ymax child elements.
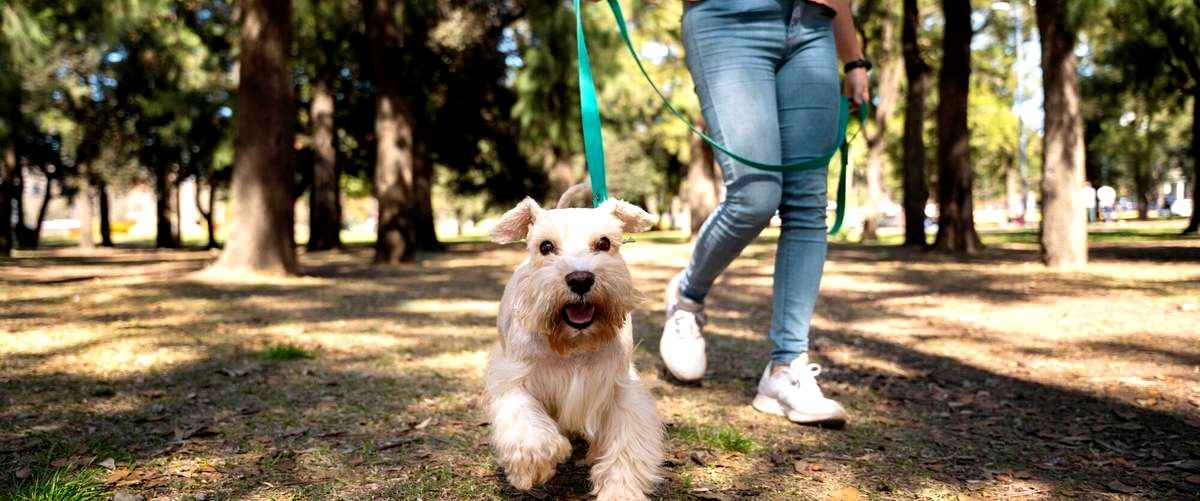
<box><xmin>844</xmin><ymin>58</ymin><xmax>872</xmax><ymax>74</ymax></box>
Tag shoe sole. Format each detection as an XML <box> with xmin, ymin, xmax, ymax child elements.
<box><xmin>752</xmin><ymin>394</ymin><xmax>847</xmax><ymax>429</ymax></box>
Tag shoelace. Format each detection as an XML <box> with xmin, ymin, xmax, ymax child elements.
<box><xmin>786</xmin><ymin>360</ymin><xmax>825</xmax><ymax>395</ymax></box>
<box><xmin>669</xmin><ymin>309</ymin><xmax>706</xmax><ymax>338</ymax></box>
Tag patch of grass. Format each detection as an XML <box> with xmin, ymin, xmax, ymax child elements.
<box><xmin>669</xmin><ymin>425</ymin><xmax>756</xmax><ymax>454</ymax></box>
<box><xmin>257</xmin><ymin>343</ymin><xmax>314</xmax><ymax>361</ymax></box>
<box><xmin>8</xmin><ymin>468</ymin><xmax>106</xmax><ymax>501</ymax></box>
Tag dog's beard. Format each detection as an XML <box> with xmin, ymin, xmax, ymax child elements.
<box><xmin>514</xmin><ymin>262</ymin><xmax>640</xmax><ymax>355</ymax></box>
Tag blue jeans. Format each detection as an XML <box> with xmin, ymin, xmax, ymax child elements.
<box><xmin>678</xmin><ymin>0</ymin><xmax>839</xmax><ymax>365</ymax></box>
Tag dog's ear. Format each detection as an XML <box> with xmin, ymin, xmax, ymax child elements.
<box><xmin>490</xmin><ymin>197</ymin><xmax>542</xmax><ymax>244</ymax></box>
<box><xmin>600</xmin><ymin>199</ymin><xmax>656</xmax><ymax>233</ymax></box>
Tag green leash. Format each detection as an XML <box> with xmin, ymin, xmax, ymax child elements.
<box><xmin>574</xmin><ymin>0</ymin><xmax>868</xmax><ymax>234</ymax></box>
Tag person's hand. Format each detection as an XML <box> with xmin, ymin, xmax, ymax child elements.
<box><xmin>843</xmin><ymin>67</ymin><xmax>870</xmax><ymax>110</ymax></box>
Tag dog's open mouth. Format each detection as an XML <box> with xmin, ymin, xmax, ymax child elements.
<box><xmin>562</xmin><ymin>303</ymin><xmax>596</xmax><ymax>330</ymax></box>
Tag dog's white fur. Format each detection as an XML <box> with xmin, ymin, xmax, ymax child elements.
<box><xmin>486</xmin><ymin>197</ymin><xmax>664</xmax><ymax>500</ymax></box>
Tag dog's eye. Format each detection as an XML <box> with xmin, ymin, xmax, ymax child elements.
<box><xmin>538</xmin><ymin>240</ymin><xmax>556</xmax><ymax>256</ymax></box>
<box><xmin>593</xmin><ymin>236</ymin><xmax>611</xmax><ymax>252</ymax></box>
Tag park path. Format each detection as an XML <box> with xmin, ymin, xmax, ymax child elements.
<box><xmin>1</xmin><ymin>236</ymin><xmax>1198</xmax><ymax>499</ymax></box>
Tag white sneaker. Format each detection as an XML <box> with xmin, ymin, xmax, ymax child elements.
<box><xmin>660</xmin><ymin>271</ymin><xmax>707</xmax><ymax>382</ymax></box>
<box><xmin>752</xmin><ymin>354</ymin><xmax>847</xmax><ymax>428</ymax></box>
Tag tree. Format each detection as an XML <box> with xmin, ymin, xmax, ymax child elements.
<box><xmin>210</xmin><ymin>0</ymin><xmax>298</xmax><ymax>275</ymax></box>
<box><xmin>900</xmin><ymin>0</ymin><xmax>932</xmax><ymax>247</ymax></box>
<box><xmin>933</xmin><ymin>0</ymin><xmax>982</xmax><ymax>253</ymax></box>
<box><xmin>307</xmin><ymin>74</ymin><xmax>341</xmax><ymax>250</ymax></box>
<box><xmin>857</xmin><ymin>1</ymin><xmax>902</xmax><ymax>242</ymax></box>
<box><xmin>684</xmin><ymin>120</ymin><xmax>719</xmax><ymax>237</ymax></box>
<box><xmin>366</xmin><ymin>0</ymin><xmax>418</xmax><ymax>263</ymax></box>
<box><xmin>1037</xmin><ymin>0</ymin><xmax>1088</xmax><ymax>268</ymax></box>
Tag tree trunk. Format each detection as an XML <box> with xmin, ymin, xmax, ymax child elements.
<box><xmin>545</xmin><ymin>147</ymin><xmax>575</xmax><ymax>205</ymax></box>
<box><xmin>932</xmin><ymin>0</ymin><xmax>982</xmax><ymax>253</ymax></box>
<box><xmin>862</xmin><ymin>16</ymin><xmax>902</xmax><ymax>242</ymax></box>
<box><xmin>685</xmin><ymin>119</ymin><xmax>720</xmax><ymax>238</ymax></box>
<box><xmin>1185</xmin><ymin>87</ymin><xmax>1200</xmax><ymax>234</ymax></box>
<box><xmin>154</xmin><ymin>167</ymin><xmax>178</xmax><ymax>248</ymax></box>
<box><xmin>412</xmin><ymin>126</ymin><xmax>441</xmax><ymax>251</ymax></box>
<box><xmin>196</xmin><ymin>177</ymin><xmax>218</xmax><ymax>249</ymax></box>
<box><xmin>24</xmin><ymin>172</ymin><xmax>53</xmax><ymax>249</ymax></box>
<box><xmin>1036</xmin><ymin>0</ymin><xmax>1087</xmax><ymax>268</ymax></box>
<box><xmin>96</xmin><ymin>180</ymin><xmax>113</xmax><ymax>246</ymax></box>
<box><xmin>75</xmin><ymin>180</ymin><xmax>94</xmax><ymax>249</ymax></box>
<box><xmin>307</xmin><ymin>73</ymin><xmax>342</xmax><ymax>251</ymax></box>
<box><xmin>367</xmin><ymin>0</ymin><xmax>416</xmax><ymax>264</ymax></box>
<box><xmin>901</xmin><ymin>0</ymin><xmax>931</xmax><ymax>247</ymax></box>
<box><xmin>1134</xmin><ymin>157</ymin><xmax>1151</xmax><ymax>221</ymax></box>
<box><xmin>211</xmin><ymin>0</ymin><xmax>297</xmax><ymax>275</ymax></box>
<box><xmin>0</xmin><ymin>144</ymin><xmax>15</xmax><ymax>256</ymax></box>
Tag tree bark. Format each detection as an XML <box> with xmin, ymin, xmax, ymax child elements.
<box><xmin>1036</xmin><ymin>0</ymin><xmax>1087</xmax><ymax>267</ymax></box>
<box><xmin>154</xmin><ymin>167</ymin><xmax>178</xmax><ymax>248</ymax></box>
<box><xmin>0</xmin><ymin>144</ymin><xmax>15</xmax><ymax>256</ymax></box>
<box><xmin>367</xmin><ymin>0</ymin><xmax>416</xmax><ymax>264</ymax></box>
<box><xmin>1185</xmin><ymin>86</ymin><xmax>1200</xmax><ymax>234</ymax></box>
<box><xmin>96</xmin><ymin>180</ymin><xmax>113</xmax><ymax>247</ymax></box>
<box><xmin>307</xmin><ymin>73</ymin><xmax>342</xmax><ymax>251</ymax></box>
<box><xmin>211</xmin><ymin>0</ymin><xmax>298</xmax><ymax>275</ymax></box>
<box><xmin>196</xmin><ymin>177</ymin><xmax>218</xmax><ymax>249</ymax></box>
<box><xmin>685</xmin><ymin>119</ymin><xmax>720</xmax><ymax>238</ymax></box>
<box><xmin>412</xmin><ymin>125</ymin><xmax>441</xmax><ymax>251</ymax></box>
<box><xmin>545</xmin><ymin>147</ymin><xmax>575</xmax><ymax>204</ymax></box>
<box><xmin>901</xmin><ymin>0</ymin><xmax>931</xmax><ymax>247</ymax></box>
<box><xmin>862</xmin><ymin>15</ymin><xmax>902</xmax><ymax>242</ymax></box>
<box><xmin>75</xmin><ymin>180</ymin><xmax>94</xmax><ymax>249</ymax></box>
<box><xmin>932</xmin><ymin>0</ymin><xmax>982</xmax><ymax>253</ymax></box>
<box><xmin>23</xmin><ymin>172</ymin><xmax>53</xmax><ymax>249</ymax></box>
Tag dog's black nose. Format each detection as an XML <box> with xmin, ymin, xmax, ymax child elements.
<box><xmin>565</xmin><ymin>271</ymin><xmax>595</xmax><ymax>295</ymax></box>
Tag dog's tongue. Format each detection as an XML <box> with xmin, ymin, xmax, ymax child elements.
<box><xmin>565</xmin><ymin>304</ymin><xmax>595</xmax><ymax>324</ymax></box>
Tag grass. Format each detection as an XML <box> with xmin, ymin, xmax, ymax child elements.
<box><xmin>257</xmin><ymin>343</ymin><xmax>315</xmax><ymax>361</ymax></box>
<box><xmin>669</xmin><ymin>425</ymin><xmax>757</xmax><ymax>454</ymax></box>
<box><xmin>7</xmin><ymin>469</ymin><xmax>106</xmax><ymax>501</ymax></box>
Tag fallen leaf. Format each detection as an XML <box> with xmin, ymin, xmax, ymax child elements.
<box><xmin>1187</xmin><ymin>475</ymin><xmax>1200</xmax><ymax>486</ymax></box>
<box><xmin>1165</xmin><ymin>459</ymin><xmax>1200</xmax><ymax>472</ymax></box>
<box><xmin>414</xmin><ymin>417</ymin><xmax>432</xmax><ymax>430</ymax></box>
<box><xmin>105</xmin><ymin>468</ymin><xmax>132</xmax><ymax>484</ymax></box>
<box><xmin>112</xmin><ymin>492</ymin><xmax>144</xmax><ymax>501</ymax></box>
<box><xmin>15</xmin><ymin>467</ymin><xmax>31</xmax><ymax>479</ymax></box>
<box><xmin>689</xmin><ymin>451</ymin><xmax>710</xmax><ymax>466</ymax></box>
<box><xmin>349</xmin><ymin>456</ymin><xmax>364</xmax><ymax>466</ymax></box>
<box><xmin>51</xmin><ymin>458</ymin><xmax>71</xmax><ymax>468</ymax></box>
<box><xmin>769</xmin><ymin>450</ymin><xmax>787</xmax><ymax>466</ymax></box>
<box><xmin>809</xmin><ymin>463</ymin><xmax>824</xmax><ymax>472</ymax></box>
<box><xmin>174</xmin><ymin>425</ymin><xmax>219</xmax><ymax>441</ymax></box>
<box><xmin>281</xmin><ymin>427</ymin><xmax>307</xmax><ymax>438</ymax></box>
<box><xmin>829</xmin><ymin>486</ymin><xmax>861</xmax><ymax>501</ymax></box>
<box><xmin>99</xmin><ymin>458</ymin><xmax>116</xmax><ymax>469</ymax></box>
<box><xmin>1104</xmin><ymin>480</ymin><xmax>1138</xmax><ymax>494</ymax></box>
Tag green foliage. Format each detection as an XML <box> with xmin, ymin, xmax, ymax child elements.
<box><xmin>7</xmin><ymin>468</ymin><xmax>106</xmax><ymax>501</ymax></box>
<box><xmin>258</xmin><ymin>343</ymin><xmax>315</xmax><ymax>361</ymax></box>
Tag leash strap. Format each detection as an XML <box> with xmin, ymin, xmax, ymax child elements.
<box><xmin>575</xmin><ymin>0</ymin><xmax>867</xmax><ymax>233</ymax></box>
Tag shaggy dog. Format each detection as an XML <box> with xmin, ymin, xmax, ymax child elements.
<box><xmin>485</xmin><ymin>196</ymin><xmax>664</xmax><ymax>500</ymax></box>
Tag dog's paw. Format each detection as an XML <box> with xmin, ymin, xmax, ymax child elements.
<box><xmin>500</xmin><ymin>433</ymin><xmax>571</xmax><ymax>490</ymax></box>
<box><xmin>594</xmin><ymin>483</ymin><xmax>650</xmax><ymax>501</ymax></box>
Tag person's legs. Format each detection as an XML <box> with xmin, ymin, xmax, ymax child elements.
<box><xmin>769</xmin><ymin>1</ymin><xmax>839</xmax><ymax>366</ymax></box>
<box><xmin>676</xmin><ymin>1</ymin><xmax>790</xmax><ymax>304</ymax></box>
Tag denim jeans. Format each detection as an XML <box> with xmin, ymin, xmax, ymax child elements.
<box><xmin>678</xmin><ymin>0</ymin><xmax>839</xmax><ymax>365</ymax></box>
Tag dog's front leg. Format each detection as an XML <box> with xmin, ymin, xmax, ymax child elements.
<box><xmin>588</xmin><ymin>381</ymin><xmax>664</xmax><ymax>501</ymax></box>
<box><xmin>490</xmin><ymin>389</ymin><xmax>571</xmax><ymax>491</ymax></box>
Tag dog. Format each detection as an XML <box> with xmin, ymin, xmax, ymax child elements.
<box><xmin>485</xmin><ymin>194</ymin><xmax>664</xmax><ymax>500</ymax></box>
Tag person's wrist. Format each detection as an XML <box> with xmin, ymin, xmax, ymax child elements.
<box><xmin>843</xmin><ymin>58</ymin><xmax>872</xmax><ymax>74</ymax></box>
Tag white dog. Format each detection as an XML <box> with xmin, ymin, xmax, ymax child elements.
<box><xmin>485</xmin><ymin>196</ymin><xmax>664</xmax><ymax>500</ymax></box>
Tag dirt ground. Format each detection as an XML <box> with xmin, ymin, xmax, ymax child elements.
<box><xmin>2</xmin><ymin>225</ymin><xmax>1199</xmax><ymax>500</ymax></box>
